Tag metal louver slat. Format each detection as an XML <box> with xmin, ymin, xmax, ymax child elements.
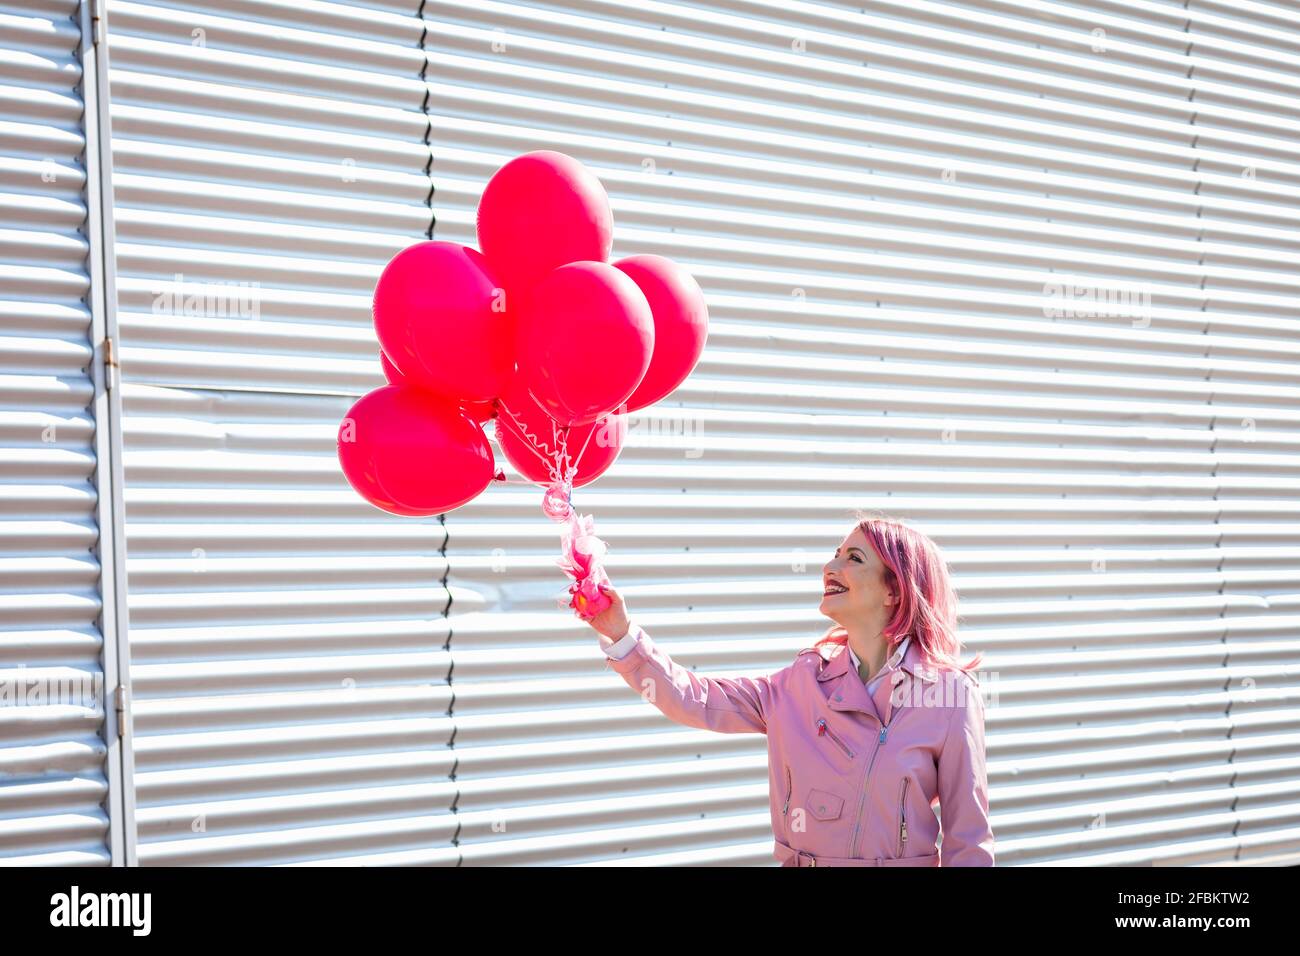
<box><xmin>0</xmin><ymin>0</ymin><xmax>115</xmax><ymax>865</ymax></box>
<box><xmin>422</xmin><ymin>0</ymin><xmax>1300</xmax><ymax>866</ymax></box>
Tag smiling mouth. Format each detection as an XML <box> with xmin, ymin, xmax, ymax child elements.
<box><xmin>822</xmin><ymin>586</ymin><xmax>847</xmax><ymax>596</ymax></box>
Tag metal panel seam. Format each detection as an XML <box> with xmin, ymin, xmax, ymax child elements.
<box><xmin>78</xmin><ymin>0</ymin><xmax>137</xmax><ymax>868</ymax></box>
<box><xmin>420</xmin><ymin>0</ymin><xmax>458</xmax><ymax>867</ymax></box>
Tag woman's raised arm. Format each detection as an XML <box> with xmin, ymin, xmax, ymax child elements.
<box><xmin>589</xmin><ymin>583</ymin><xmax>773</xmax><ymax>735</ymax></box>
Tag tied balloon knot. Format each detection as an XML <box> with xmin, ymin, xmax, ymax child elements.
<box><xmin>545</xmin><ymin>482</ymin><xmax>611</xmax><ymax>621</ymax></box>
<box><xmin>541</xmin><ymin>480</ymin><xmax>573</xmax><ymax>520</ymax></box>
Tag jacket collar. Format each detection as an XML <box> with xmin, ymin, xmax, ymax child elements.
<box><xmin>847</xmin><ymin>635</ymin><xmax>909</xmax><ymax>680</ymax></box>
<box><xmin>817</xmin><ymin>635</ymin><xmax>938</xmax><ymax>725</ymax></box>
<box><xmin>817</xmin><ymin>634</ymin><xmax>938</xmax><ymax>684</ymax></box>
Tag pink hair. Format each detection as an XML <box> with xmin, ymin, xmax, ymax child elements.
<box><xmin>812</xmin><ymin>510</ymin><xmax>983</xmax><ymax>678</ymax></box>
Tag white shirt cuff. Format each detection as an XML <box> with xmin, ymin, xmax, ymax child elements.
<box><xmin>602</xmin><ymin>627</ymin><xmax>639</xmax><ymax>661</ymax></box>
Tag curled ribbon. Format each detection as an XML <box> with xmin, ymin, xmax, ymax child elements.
<box><xmin>497</xmin><ymin>398</ymin><xmax>612</xmax><ymax>621</ymax></box>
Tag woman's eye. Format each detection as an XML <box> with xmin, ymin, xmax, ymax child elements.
<box><xmin>851</xmin><ymin>555</ymin><xmax>862</xmax><ymax>562</ymax></box>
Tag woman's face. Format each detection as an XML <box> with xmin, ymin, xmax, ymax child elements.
<box><xmin>821</xmin><ymin>527</ymin><xmax>896</xmax><ymax>626</ymax></box>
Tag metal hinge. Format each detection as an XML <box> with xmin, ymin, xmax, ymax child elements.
<box><xmin>103</xmin><ymin>335</ymin><xmax>117</xmax><ymax>390</ymax></box>
<box><xmin>114</xmin><ymin>684</ymin><xmax>126</xmax><ymax>723</ymax></box>
<box><xmin>89</xmin><ymin>0</ymin><xmax>105</xmax><ymax>46</ymax></box>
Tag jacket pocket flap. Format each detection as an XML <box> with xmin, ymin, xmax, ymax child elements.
<box><xmin>806</xmin><ymin>788</ymin><xmax>844</xmax><ymax>820</ymax></box>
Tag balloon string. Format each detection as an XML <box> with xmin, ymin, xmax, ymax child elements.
<box><xmin>549</xmin><ymin>419</ymin><xmax>575</xmax><ymax>488</ymax></box>
<box><xmin>495</xmin><ymin>398</ymin><xmax>610</xmax><ymax>622</ymax></box>
<box><xmin>497</xmin><ymin>397</ymin><xmax>593</xmax><ymax>495</ymax></box>
<box><xmin>497</xmin><ymin>398</ymin><xmax>570</xmax><ymax>480</ymax></box>
<box><xmin>570</xmin><ymin>420</ymin><xmax>598</xmax><ymax>471</ymax></box>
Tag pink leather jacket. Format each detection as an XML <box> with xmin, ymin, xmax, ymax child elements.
<box><xmin>604</xmin><ymin>622</ymin><xmax>994</xmax><ymax>866</ymax></box>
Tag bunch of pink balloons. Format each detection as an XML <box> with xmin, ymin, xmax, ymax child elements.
<box><xmin>337</xmin><ymin>150</ymin><xmax>709</xmax><ymax>517</ymax></box>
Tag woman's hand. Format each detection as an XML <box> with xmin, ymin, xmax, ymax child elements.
<box><xmin>586</xmin><ymin>582</ymin><xmax>631</xmax><ymax>642</ymax></box>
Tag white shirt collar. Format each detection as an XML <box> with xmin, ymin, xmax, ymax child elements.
<box><xmin>848</xmin><ymin>635</ymin><xmax>910</xmax><ymax>681</ymax></box>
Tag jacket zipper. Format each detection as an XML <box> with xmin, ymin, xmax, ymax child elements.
<box><xmin>781</xmin><ymin>764</ymin><xmax>792</xmax><ymax>836</ymax></box>
<box><xmin>897</xmin><ymin>778</ymin><xmax>909</xmax><ymax>857</ymax></box>
<box><xmin>816</xmin><ymin>718</ymin><xmax>855</xmax><ymax>758</ymax></box>
<box><xmin>847</xmin><ymin>704</ymin><xmax>902</xmax><ymax>859</ymax></box>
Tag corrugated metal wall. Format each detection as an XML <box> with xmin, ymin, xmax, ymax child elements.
<box><xmin>1180</xmin><ymin>0</ymin><xmax>1300</xmax><ymax>867</ymax></box>
<box><xmin>425</xmin><ymin>0</ymin><xmax>1300</xmax><ymax>866</ymax></box>
<box><xmin>104</xmin><ymin>0</ymin><xmax>462</xmax><ymax>864</ymax></box>
<box><xmin>3</xmin><ymin>0</ymin><xmax>1298</xmax><ymax>866</ymax></box>
<box><xmin>0</xmin><ymin>0</ymin><xmax>118</xmax><ymax>864</ymax></box>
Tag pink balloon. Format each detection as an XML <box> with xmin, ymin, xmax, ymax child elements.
<box><xmin>461</xmin><ymin>398</ymin><xmax>497</xmax><ymax>424</ymax></box>
<box><xmin>614</xmin><ymin>255</ymin><xmax>709</xmax><ymax>412</ymax></box>
<box><xmin>495</xmin><ymin>374</ymin><xmax>626</xmax><ymax>489</ymax></box>
<box><xmin>517</xmin><ymin>261</ymin><xmax>654</xmax><ymax>427</ymax></box>
<box><xmin>337</xmin><ymin>385</ymin><xmax>495</xmax><ymax>516</ymax></box>
<box><xmin>372</xmin><ymin>241</ymin><xmax>515</xmax><ymax>404</ymax></box>
<box><xmin>379</xmin><ymin>348</ymin><xmax>403</xmax><ymax>385</ymax></box>
<box><xmin>476</xmin><ymin>151</ymin><xmax>614</xmax><ymax>293</ymax></box>
<box><xmin>379</xmin><ymin>349</ymin><xmax>497</xmax><ymax>423</ymax></box>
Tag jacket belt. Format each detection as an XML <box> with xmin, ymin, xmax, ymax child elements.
<box><xmin>775</xmin><ymin>839</ymin><xmax>940</xmax><ymax>867</ymax></box>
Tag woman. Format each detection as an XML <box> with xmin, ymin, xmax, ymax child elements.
<box><xmin>585</xmin><ymin>513</ymin><xmax>994</xmax><ymax>867</ymax></box>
